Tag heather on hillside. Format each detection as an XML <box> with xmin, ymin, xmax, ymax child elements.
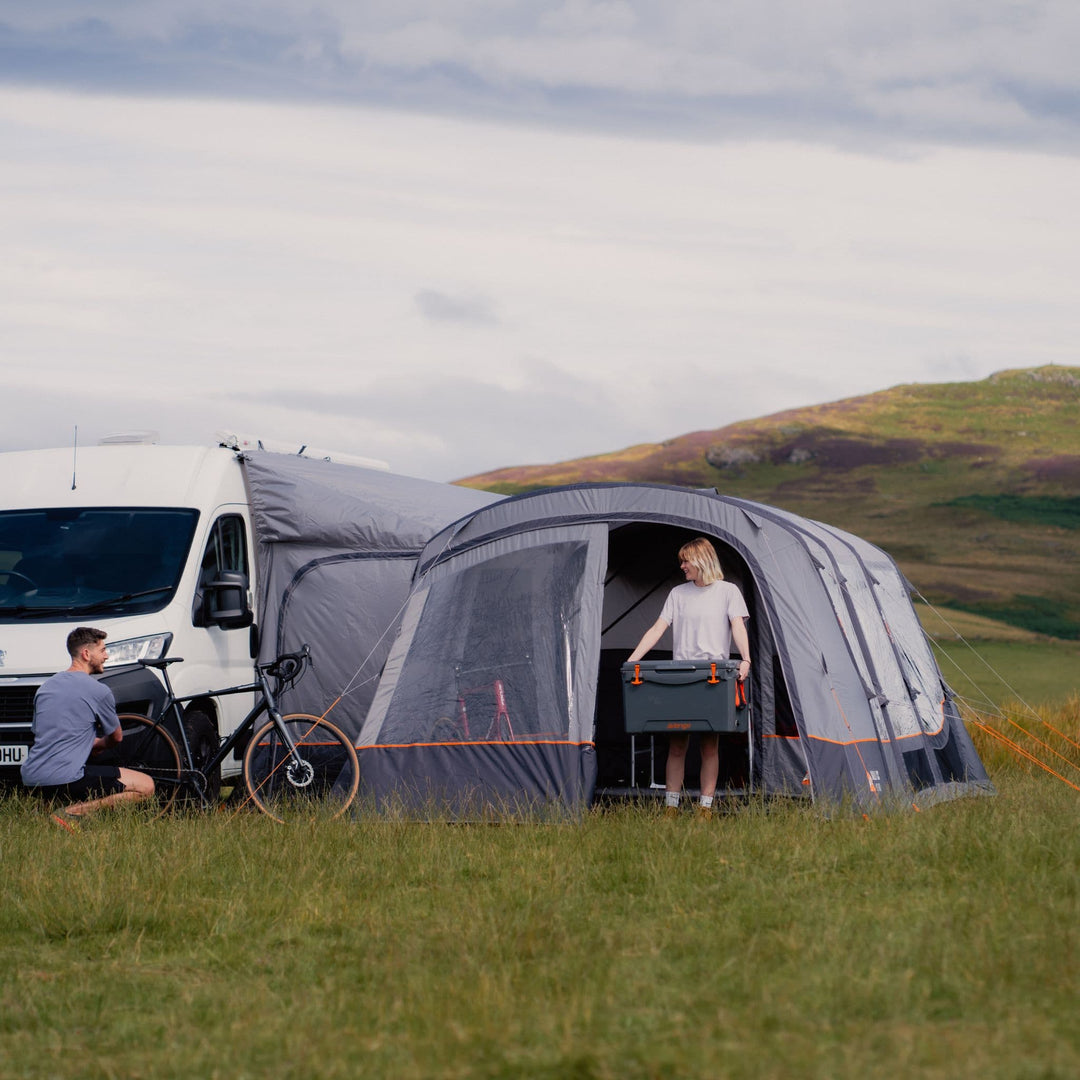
<box><xmin>460</xmin><ymin>366</ymin><xmax>1080</xmax><ymax>640</ymax></box>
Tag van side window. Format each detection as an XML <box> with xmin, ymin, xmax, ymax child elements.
<box><xmin>192</xmin><ymin>515</ymin><xmax>249</xmax><ymax>626</ymax></box>
<box><xmin>201</xmin><ymin>515</ymin><xmax>248</xmax><ymax>579</ymax></box>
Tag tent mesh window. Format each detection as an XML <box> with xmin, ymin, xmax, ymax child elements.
<box><xmin>380</xmin><ymin>540</ymin><xmax>591</xmax><ymax>746</ymax></box>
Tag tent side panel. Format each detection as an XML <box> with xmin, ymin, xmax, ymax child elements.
<box><xmin>806</xmin><ymin>736</ymin><xmax>902</xmax><ymax>808</ymax></box>
<box><xmin>358</xmin><ymin>525</ymin><xmax>608</xmax><ymax>814</ymax></box>
<box><xmin>360</xmin><ymin>742</ymin><xmax>597</xmax><ymax>816</ymax></box>
<box><xmin>908</xmin><ymin>696</ymin><xmax>993</xmax><ymax>797</ymax></box>
<box><xmin>269</xmin><ymin>551</ymin><xmax>418</xmax><ymax>740</ymax></box>
<box><xmin>816</xmin><ymin>523</ymin><xmax>993</xmax><ymax>794</ymax></box>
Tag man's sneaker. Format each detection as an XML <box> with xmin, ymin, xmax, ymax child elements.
<box><xmin>51</xmin><ymin>813</ymin><xmax>81</xmax><ymax>834</ymax></box>
<box><xmin>695</xmin><ymin>803</ymin><xmax>714</xmax><ymax>821</ymax></box>
<box><xmin>663</xmin><ymin>804</ymin><xmax>680</xmax><ymax>819</ymax></box>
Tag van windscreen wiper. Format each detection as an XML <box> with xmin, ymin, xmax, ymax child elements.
<box><xmin>62</xmin><ymin>586</ymin><xmax>175</xmax><ymax>615</ymax></box>
<box><xmin>0</xmin><ymin>587</ymin><xmax>174</xmax><ymax>619</ymax></box>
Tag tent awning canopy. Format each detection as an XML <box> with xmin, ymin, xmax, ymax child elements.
<box><xmin>356</xmin><ymin>482</ymin><xmax>992</xmax><ymax>814</ymax></box>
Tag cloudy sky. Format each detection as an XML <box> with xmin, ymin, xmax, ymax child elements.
<box><xmin>2</xmin><ymin>2</ymin><xmax>1079</xmax><ymax>481</ymax></box>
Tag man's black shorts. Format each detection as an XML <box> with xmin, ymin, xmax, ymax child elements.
<box><xmin>26</xmin><ymin>766</ymin><xmax>125</xmax><ymax>804</ymax></box>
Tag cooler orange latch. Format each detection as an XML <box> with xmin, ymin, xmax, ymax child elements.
<box><xmin>707</xmin><ymin>662</ymin><xmax>719</xmax><ymax>684</ymax></box>
<box><xmin>631</xmin><ymin>664</ymin><xmax>643</xmax><ymax>686</ymax></box>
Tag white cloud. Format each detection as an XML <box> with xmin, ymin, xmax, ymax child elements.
<box><xmin>538</xmin><ymin>2</ymin><xmax>639</xmax><ymax>37</ymax></box>
<box><xmin>2</xmin><ymin>2</ymin><xmax>1078</xmax><ymax>148</ymax></box>
<box><xmin>2</xmin><ymin>82</ymin><xmax>1079</xmax><ymax>480</ymax></box>
<box><xmin>415</xmin><ymin>289</ymin><xmax>499</xmax><ymax>324</ymax></box>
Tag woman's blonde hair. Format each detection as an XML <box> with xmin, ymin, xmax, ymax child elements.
<box><xmin>678</xmin><ymin>537</ymin><xmax>724</xmax><ymax>585</ymax></box>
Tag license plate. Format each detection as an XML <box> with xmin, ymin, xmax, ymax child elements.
<box><xmin>0</xmin><ymin>744</ymin><xmax>28</xmax><ymax>766</ymax></box>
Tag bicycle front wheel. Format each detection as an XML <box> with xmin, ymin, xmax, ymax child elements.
<box><xmin>241</xmin><ymin>714</ymin><xmax>359</xmax><ymax>823</ymax></box>
<box><xmin>105</xmin><ymin>714</ymin><xmax>184</xmax><ymax>816</ymax></box>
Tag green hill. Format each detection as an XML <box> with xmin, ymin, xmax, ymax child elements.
<box><xmin>459</xmin><ymin>365</ymin><xmax>1080</xmax><ymax>639</ymax></box>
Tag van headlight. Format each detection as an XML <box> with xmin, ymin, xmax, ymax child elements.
<box><xmin>103</xmin><ymin>633</ymin><xmax>173</xmax><ymax>667</ymax></box>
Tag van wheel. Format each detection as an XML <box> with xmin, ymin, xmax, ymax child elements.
<box><xmin>184</xmin><ymin>705</ymin><xmax>221</xmax><ymax>803</ymax></box>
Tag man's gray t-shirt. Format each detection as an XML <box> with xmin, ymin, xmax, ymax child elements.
<box><xmin>21</xmin><ymin>671</ymin><xmax>120</xmax><ymax>787</ymax></box>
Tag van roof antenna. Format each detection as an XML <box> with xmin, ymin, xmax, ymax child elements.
<box><xmin>71</xmin><ymin>425</ymin><xmax>78</xmax><ymax>491</ymax></box>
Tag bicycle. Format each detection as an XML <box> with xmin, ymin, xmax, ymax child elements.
<box><xmin>97</xmin><ymin>646</ymin><xmax>360</xmax><ymax>822</ymax></box>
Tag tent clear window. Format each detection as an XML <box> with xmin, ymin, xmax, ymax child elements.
<box><xmin>381</xmin><ymin>540</ymin><xmax>591</xmax><ymax>745</ymax></box>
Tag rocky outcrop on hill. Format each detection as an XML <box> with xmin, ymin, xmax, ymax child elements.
<box><xmin>458</xmin><ymin>365</ymin><xmax>1080</xmax><ymax>638</ymax></box>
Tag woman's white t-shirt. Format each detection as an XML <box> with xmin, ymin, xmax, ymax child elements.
<box><xmin>659</xmin><ymin>581</ymin><xmax>750</xmax><ymax>661</ymax></box>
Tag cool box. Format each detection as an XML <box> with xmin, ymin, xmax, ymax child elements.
<box><xmin>620</xmin><ymin>660</ymin><xmax>747</xmax><ymax>734</ymax></box>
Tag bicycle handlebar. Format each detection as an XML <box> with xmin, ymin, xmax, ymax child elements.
<box><xmin>261</xmin><ymin>644</ymin><xmax>311</xmax><ymax>682</ymax></box>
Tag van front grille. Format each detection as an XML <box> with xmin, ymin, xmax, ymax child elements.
<box><xmin>0</xmin><ymin>687</ymin><xmax>37</xmax><ymax>727</ymax></box>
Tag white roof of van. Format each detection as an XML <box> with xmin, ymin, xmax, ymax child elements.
<box><xmin>0</xmin><ymin>445</ymin><xmax>244</xmax><ymax>510</ymax></box>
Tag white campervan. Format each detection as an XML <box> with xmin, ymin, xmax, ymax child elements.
<box><xmin>0</xmin><ymin>442</ymin><xmax>267</xmax><ymax>782</ymax></box>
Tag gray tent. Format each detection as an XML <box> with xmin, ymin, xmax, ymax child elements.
<box><xmin>241</xmin><ymin>453</ymin><xmax>499</xmax><ymax>739</ymax></box>
<box><xmin>356</xmin><ymin>483</ymin><xmax>992</xmax><ymax>813</ymax></box>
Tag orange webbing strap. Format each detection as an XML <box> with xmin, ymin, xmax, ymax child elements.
<box><xmin>998</xmin><ymin>713</ymin><xmax>1080</xmax><ymax>776</ymax></box>
<box><xmin>1034</xmin><ymin>716</ymin><xmax>1080</xmax><ymax>756</ymax></box>
<box><xmin>735</xmin><ymin>679</ymin><xmax>747</xmax><ymax>708</ymax></box>
<box><xmin>969</xmin><ymin>719</ymin><xmax>1080</xmax><ymax>793</ymax></box>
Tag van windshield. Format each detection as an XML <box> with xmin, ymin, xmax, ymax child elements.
<box><xmin>0</xmin><ymin>508</ymin><xmax>199</xmax><ymax>621</ymax></box>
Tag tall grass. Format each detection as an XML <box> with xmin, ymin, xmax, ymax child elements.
<box><xmin>2</xmin><ymin>709</ymin><xmax>1079</xmax><ymax>1079</ymax></box>
<box><xmin>967</xmin><ymin>693</ymin><xmax>1080</xmax><ymax>787</ymax></box>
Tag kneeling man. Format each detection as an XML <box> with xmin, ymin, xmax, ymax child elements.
<box><xmin>22</xmin><ymin>627</ymin><xmax>154</xmax><ymax>819</ymax></box>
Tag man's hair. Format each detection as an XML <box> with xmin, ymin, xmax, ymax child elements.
<box><xmin>678</xmin><ymin>537</ymin><xmax>724</xmax><ymax>585</ymax></box>
<box><xmin>67</xmin><ymin>626</ymin><xmax>107</xmax><ymax>658</ymax></box>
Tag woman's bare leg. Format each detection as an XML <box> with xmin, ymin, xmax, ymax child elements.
<box><xmin>665</xmin><ymin>734</ymin><xmax>690</xmax><ymax>796</ymax></box>
<box><xmin>699</xmin><ymin>733</ymin><xmax>720</xmax><ymax>799</ymax></box>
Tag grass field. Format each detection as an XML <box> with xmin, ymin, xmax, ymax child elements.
<box><xmin>3</xmin><ymin>704</ymin><xmax>1079</xmax><ymax>1080</ymax></box>
<box><xmin>916</xmin><ymin>603</ymin><xmax>1080</xmax><ymax>709</ymax></box>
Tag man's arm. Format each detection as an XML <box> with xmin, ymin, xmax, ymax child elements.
<box><xmin>91</xmin><ymin>698</ymin><xmax>122</xmax><ymax>757</ymax></box>
<box><xmin>90</xmin><ymin>726</ymin><xmax>122</xmax><ymax>756</ymax></box>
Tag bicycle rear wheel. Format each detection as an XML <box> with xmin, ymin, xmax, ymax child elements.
<box><xmin>103</xmin><ymin>714</ymin><xmax>184</xmax><ymax>816</ymax></box>
<box><xmin>241</xmin><ymin>713</ymin><xmax>359</xmax><ymax>823</ymax></box>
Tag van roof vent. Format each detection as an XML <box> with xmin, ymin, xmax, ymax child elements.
<box><xmin>98</xmin><ymin>431</ymin><xmax>160</xmax><ymax>445</ymax></box>
<box><xmin>217</xmin><ymin>432</ymin><xmax>389</xmax><ymax>471</ymax></box>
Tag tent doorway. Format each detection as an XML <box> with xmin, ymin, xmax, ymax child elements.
<box><xmin>593</xmin><ymin>522</ymin><xmax>763</xmax><ymax>800</ymax></box>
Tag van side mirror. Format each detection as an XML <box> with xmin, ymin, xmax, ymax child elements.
<box><xmin>204</xmin><ymin>570</ymin><xmax>253</xmax><ymax>630</ymax></box>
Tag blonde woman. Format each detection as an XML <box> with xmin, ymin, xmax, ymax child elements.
<box><xmin>627</xmin><ymin>537</ymin><xmax>750</xmax><ymax>817</ymax></box>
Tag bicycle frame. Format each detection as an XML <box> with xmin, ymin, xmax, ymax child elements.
<box><xmin>138</xmin><ymin>656</ymin><xmax>303</xmax><ymax>806</ymax></box>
